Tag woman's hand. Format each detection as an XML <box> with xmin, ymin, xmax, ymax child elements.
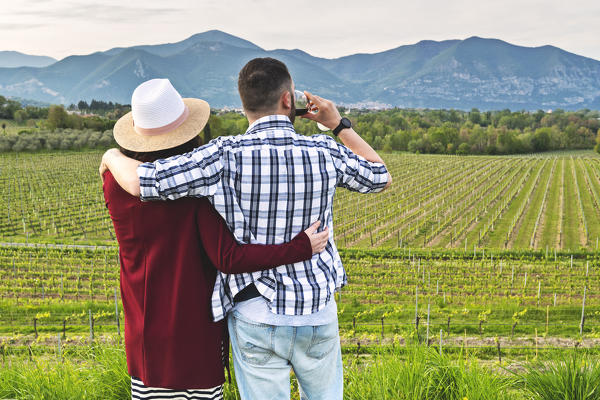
<box><xmin>304</xmin><ymin>221</ymin><xmax>329</xmax><ymax>254</ymax></box>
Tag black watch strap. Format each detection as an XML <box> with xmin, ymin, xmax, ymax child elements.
<box><xmin>332</xmin><ymin>117</ymin><xmax>352</xmax><ymax>136</ymax></box>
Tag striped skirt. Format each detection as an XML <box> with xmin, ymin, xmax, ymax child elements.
<box><xmin>131</xmin><ymin>377</ymin><xmax>224</xmax><ymax>400</ymax></box>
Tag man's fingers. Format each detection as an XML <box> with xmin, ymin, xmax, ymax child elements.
<box><xmin>306</xmin><ymin>220</ymin><xmax>321</xmax><ymax>234</ymax></box>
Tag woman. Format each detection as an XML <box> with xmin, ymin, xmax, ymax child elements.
<box><xmin>102</xmin><ymin>79</ymin><xmax>327</xmax><ymax>399</ymax></box>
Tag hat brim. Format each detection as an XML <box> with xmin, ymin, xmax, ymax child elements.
<box><xmin>113</xmin><ymin>98</ymin><xmax>210</xmax><ymax>152</ymax></box>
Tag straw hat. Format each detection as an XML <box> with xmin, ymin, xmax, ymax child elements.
<box><xmin>113</xmin><ymin>79</ymin><xmax>210</xmax><ymax>152</ymax></box>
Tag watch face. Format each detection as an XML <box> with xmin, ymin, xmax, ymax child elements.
<box><xmin>342</xmin><ymin>117</ymin><xmax>352</xmax><ymax>128</ymax></box>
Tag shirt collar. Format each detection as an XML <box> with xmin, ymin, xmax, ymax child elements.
<box><xmin>245</xmin><ymin>114</ymin><xmax>294</xmax><ymax>135</ymax></box>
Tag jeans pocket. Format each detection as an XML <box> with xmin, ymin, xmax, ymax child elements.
<box><xmin>306</xmin><ymin>321</ymin><xmax>339</xmax><ymax>360</ymax></box>
<box><xmin>232</xmin><ymin>314</ymin><xmax>274</xmax><ymax>366</ymax></box>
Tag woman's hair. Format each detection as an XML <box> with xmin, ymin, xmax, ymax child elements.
<box><xmin>120</xmin><ymin>134</ymin><xmax>203</xmax><ymax>163</ymax></box>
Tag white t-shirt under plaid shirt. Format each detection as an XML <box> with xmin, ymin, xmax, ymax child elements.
<box><xmin>138</xmin><ymin>115</ymin><xmax>389</xmax><ymax>321</ymax></box>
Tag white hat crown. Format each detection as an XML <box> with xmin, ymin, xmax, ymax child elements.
<box><xmin>131</xmin><ymin>79</ymin><xmax>186</xmax><ymax>130</ymax></box>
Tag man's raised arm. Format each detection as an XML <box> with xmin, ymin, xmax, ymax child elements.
<box><xmin>100</xmin><ymin>149</ymin><xmax>142</xmax><ymax>197</ymax></box>
<box><xmin>302</xmin><ymin>92</ymin><xmax>392</xmax><ymax>189</ymax></box>
<box><xmin>100</xmin><ymin>140</ymin><xmax>224</xmax><ymax>201</ymax></box>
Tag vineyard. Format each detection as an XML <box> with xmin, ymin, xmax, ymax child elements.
<box><xmin>3</xmin><ymin>150</ymin><xmax>600</xmax><ymax>250</ymax></box>
<box><xmin>1</xmin><ymin>149</ymin><xmax>600</xmax><ymax>399</ymax></box>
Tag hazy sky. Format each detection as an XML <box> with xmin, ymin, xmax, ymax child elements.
<box><xmin>2</xmin><ymin>0</ymin><xmax>599</xmax><ymax>61</ymax></box>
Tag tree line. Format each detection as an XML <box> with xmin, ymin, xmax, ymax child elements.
<box><xmin>1</xmin><ymin>95</ymin><xmax>600</xmax><ymax>155</ymax></box>
<box><xmin>208</xmin><ymin>108</ymin><xmax>600</xmax><ymax>155</ymax></box>
<box><xmin>0</xmin><ymin>129</ymin><xmax>115</xmax><ymax>152</ymax></box>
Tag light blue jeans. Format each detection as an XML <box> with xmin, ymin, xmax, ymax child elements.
<box><xmin>227</xmin><ymin>310</ymin><xmax>343</xmax><ymax>400</ymax></box>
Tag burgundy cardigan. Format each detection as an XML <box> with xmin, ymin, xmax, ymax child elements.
<box><xmin>103</xmin><ymin>171</ymin><xmax>312</xmax><ymax>389</ymax></box>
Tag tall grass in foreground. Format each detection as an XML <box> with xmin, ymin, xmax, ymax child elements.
<box><xmin>1</xmin><ymin>345</ymin><xmax>599</xmax><ymax>399</ymax></box>
<box><xmin>0</xmin><ymin>345</ymin><xmax>130</xmax><ymax>400</ymax></box>
<box><xmin>513</xmin><ymin>352</ymin><xmax>600</xmax><ymax>400</ymax></box>
<box><xmin>345</xmin><ymin>346</ymin><xmax>517</xmax><ymax>400</ymax></box>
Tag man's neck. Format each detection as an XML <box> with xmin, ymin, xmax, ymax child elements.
<box><xmin>245</xmin><ymin>110</ymin><xmax>289</xmax><ymax>126</ymax></box>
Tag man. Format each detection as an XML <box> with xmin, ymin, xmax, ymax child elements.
<box><xmin>101</xmin><ymin>57</ymin><xmax>391</xmax><ymax>400</ymax></box>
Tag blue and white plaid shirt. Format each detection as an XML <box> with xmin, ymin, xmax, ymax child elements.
<box><xmin>138</xmin><ymin>115</ymin><xmax>389</xmax><ymax>321</ymax></box>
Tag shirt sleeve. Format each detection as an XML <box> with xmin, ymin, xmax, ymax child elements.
<box><xmin>138</xmin><ymin>139</ymin><xmax>224</xmax><ymax>201</ymax></box>
<box><xmin>197</xmin><ymin>200</ymin><xmax>313</xmax><ymax>274</ymax></box>
<box><xmin>323</xmin><ymin>135</ymin><xmax>389</xmax><ymax>193</ymax></box>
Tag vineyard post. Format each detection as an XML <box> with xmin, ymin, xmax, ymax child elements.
<box><xmin>537</xmin><ymin>281</ymin><xmax>541</xmax><ymax>306</ymax></box>
<box><xmin>89</xmin><ymin>309</ymin><xmax>94</xmax><ymax>343</ymax></box>
<box><xmin>535</xmin><ymin>328</ymin><xmax>538</xmax><ymax>358</ymax></box>
<box><xmin>496</xmin><ymin>337</ymin><xmax>501</xmax><ymax>364</ymax></box>
<box><xmin>33</xmin><ymin>317</ymin><xmax>38</xmax><ymax>339</ymax></box>
<box><xmin>381</xmin><ymin>317</ymin><xmax>384</xmax><ymax>340</ymax></box>
<box><xmin>414</xmin><ymin>287</ymin><xmax>419</xmax><ymax>332</ymax></box>
<box><xmin>554</xmin><ymin>293</ymin><xmax>557</xmax><ymax>307</ymax></box>
<box><xmin>439</xmin><ymin>329</ymin><xmax>443</xmax><ymax>355</ymax></box>
<box><xmin>57</xmin><ymin>333</ymin><xmax>62</xmax><ymax>361</ymax></box>
<box><xmin>571</xmin><ymin>255</ymin><xmax>573</xmax><ymax>269</ymax></box>
<box><xmin>426</xmin><ymin>303</ymin><xmax>430</xmax><ymax>346</ymax></box>
<box><xmin>511</xmin><ymin>265</ymin><xmax>515</xmax><ymax>290</ymax></box>
<box><xmin>62</xmin><ymin>319</ymin><xmax>66</xmax><ymax>340</ymax></box>
<box><xmin>586</xmin><ymin>261</ymin><xmax>589</xmax><ymax>277</ymax></box>
<box><xmin>114</xmin><ymin>288</ymin><xmax>120</xmax><ymax>339</ymax></box>
<box><xmin>580</xmin><ymin>286</ymin><xmax>586</xmax><ymax>335</ymax></box>
<box><xmin>546</xmin><ymin>305</ymin><xmax>549</xmax><ymax>335</ymax></box>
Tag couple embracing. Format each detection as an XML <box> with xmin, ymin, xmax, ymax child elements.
<box><xmin>101</xmin><ymin>57</ymin><xmax>391</xmax><ymax>400</ymax></box>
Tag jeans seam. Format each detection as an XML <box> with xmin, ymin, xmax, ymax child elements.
<box><xmin>288</xmin><ymin>327</ymin><xmax>297</xmax><ymax>361</ymax></box>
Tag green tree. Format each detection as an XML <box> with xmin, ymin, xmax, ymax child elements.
<box><xmin>468</xmin><ymin>108</ymin><xmax>481</xmax><ymax>125</ymax></box>
<box><xmin>46</xmin><ymin>105</ymin><xmax>69</xmax><ymax>130</ymax></box>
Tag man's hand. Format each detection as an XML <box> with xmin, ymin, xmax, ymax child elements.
<box><xmin>301</xmin><ymin>91</ymin><xmax>343</xmax><ymax>131</ymax></box>
<box><xmin>304</xmin><ymin>221</ymin><xmax>329</xmax><ymax>254</ymax></box>
<box><xmin>300</xmin><ymin>92</ymin><xmax>392</xmax><ymax>190</ymax></box>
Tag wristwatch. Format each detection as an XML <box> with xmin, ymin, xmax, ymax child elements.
<box><xmin>332</xmin><ymin>117</ymin><xmax>352</xmax><ymax>136</ymax></box>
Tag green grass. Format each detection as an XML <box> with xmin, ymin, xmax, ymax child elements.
<box><xmin>512</xmin><ymin>351</ymin><xmax>600</xmax><ymax>400</ymax></box>
<box><xmin>563</xmin><ymin>159</ymin><xmax>581</xmax><ymax>250</ymax></box>
<box><xmin>513</xmin><ymin>159</ymin><xmax>553</xmax><ymax>248</ymax></box>
<box><xmin>3</xmin><ymin>345</ymin><xmax>598</xmax><ymax>400</ymax></box>
<box><xmin>538</xmin><ymin>158</ymin><xmax>562</xmax><ymax>250</ymax></box>
<box><xmin>0</xmin><ymin>119</ymin><xmax>41</xmax><ymax>135</ymax></box>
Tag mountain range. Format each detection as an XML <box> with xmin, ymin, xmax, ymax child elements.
<box><xmin>0</xmin><ymin>51</ymin><xmax>56</xmax><ymax>68</ymax></box>
<box><xmin>1</xmin><ymin>30</ymin><xmax>599</xmax><ymax>110</ymax></box>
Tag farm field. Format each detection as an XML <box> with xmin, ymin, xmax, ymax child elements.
<box><xmin>2</xmin><ymin>150</ymin><xmax>600</xmax><ymax>251</ymax></box>
<box><xmin>1</xmin><ymin>149</ymin><xmax>600</xmax><ymax>399</ymax></box>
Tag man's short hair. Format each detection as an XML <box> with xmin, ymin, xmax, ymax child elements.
<box><xmin>238</xmin><ymin>58</ymin><xmax>292</xmax><ymax>113</ymax></box>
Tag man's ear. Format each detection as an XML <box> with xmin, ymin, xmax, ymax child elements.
<box><xmin>281</xmin><ymin>90</ymin><xmax>292</xmax><ymax>110</ymax></box>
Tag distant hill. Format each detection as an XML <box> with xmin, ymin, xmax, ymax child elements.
<box><xmin>0</xmin><ymin>51</ymin><xmax>56</xmax><ymax>68</ymax></box>
<box><xmin>0</xmin><ymin>30</ymin><xmax>599</xmax><ymax>110</ymax></box>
